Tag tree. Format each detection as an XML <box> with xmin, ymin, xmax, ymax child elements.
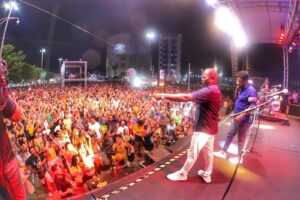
<box><xmin>33</xmin><ymin>67</ymin><xmax>42</xmax><ymax>81</ymax></box>
<box><xmin>44</xmin><ymin>69</ymin><xmax>54</xmax><ymax>80</ymax></box>
<box><xmin>21</xmin><ymin>63</ymin><xmax>36</xmax><ymax>82</ymax></box>
<box><xmin>2</xmin><ymin>44</ymin><xmax>26</xmax><ymax>83</ymax></box>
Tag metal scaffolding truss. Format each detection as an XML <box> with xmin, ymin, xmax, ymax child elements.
<box><xmin>283</xmin><ymin>47</ymin><xmax>289</xmax><ymax>89</ymax></box>
<box><xmin>219</xmin><ymin>0</ymin><xmax>299</xmax><ymax>88</ymax></box>
<box><xmin>284</xmin><ymin>0</ymin><xmax>299</xmax><ymax>44</ymax></box>
<box><xmin>220</xmin><ymin>0</ymin><xmax>290</xmax><ymax>13</ymax></box>
<box><xmin>220</xmin><ymin>1</ymin><xmax>290</xmax><ymax>13</ymax></box>
<box><xmin>230</xmin><ymin>44</ymin><xmax>239</xmax><ymax>79</ymax></box>
<box><xmin>283</xmin><ymin>0</ymin><xmax>299</xmax><ymax>88</ymax></box>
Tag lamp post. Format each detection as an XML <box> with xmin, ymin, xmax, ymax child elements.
<box><xmin>0</xmin><ymin>16</ymin><xmax>19</xmax><ymax>26</ymax></box>
<box><xmin>0</xmin><ymin>1</ymin><xmax>19</xmax><ymax>59</ymax></box>
<box><xmin>40</xmin><ymin>48</ymin><xmax>46</xmax><ymax>69</ymax></box>
<box><xmin>145</xmin><ymin>30</ymin><xmax>156</xmax><ymax>79</ymax></box>
<box><xmin>58</xmin><ymin>57</ymin><xmax>63</xmax><ymax>67</ymax></box>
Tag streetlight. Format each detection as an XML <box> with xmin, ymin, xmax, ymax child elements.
<box><xmin>0</xmin><ymin>1</ymin><xmax>19</xmax><ymax>59</ymax></box>
<box><xmin>145</xmin><ymin>30</ymin><xmax>157</xmax><ymax>79</ymax></box>
<box><xmin>40</xmin><ymin>48</ymin><xmax>46</xmax><ymax>69</ymax></box>
<box><xmin>58</xmin><ymin>57</ymin><xmax>63</xmax><ymax>67</ymax></box>
<box><xmin>0</xmin><ymin>16</ymin><xmax>19</xmax><ymax>26</ymax></box>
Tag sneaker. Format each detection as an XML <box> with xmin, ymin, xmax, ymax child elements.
<box><xmin>198</xmin><ymin>170</ymin><xmax>211</xmax><ymax>183</ymax></box>
<box><xmin>167</xmin><ymin>171</ymin><xmax>187</xmax><ymax>181</ymax></box>
<box><xmin>213</xmin><ymin>150</ymin><xmax>226</xmax><ymax>159</ymax></box>
<box><xmin>229</xmin><ymin>157</ymin><xmax>243</xmax><ymax>164</ymax></box>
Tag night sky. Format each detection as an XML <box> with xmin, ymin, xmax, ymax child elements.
<box><xmin>1</xmin><ymin>0</ymin><xmax>299</xmax><ymax>85</ymax></box>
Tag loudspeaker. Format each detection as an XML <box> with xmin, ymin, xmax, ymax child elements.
<box><xmin>289</xmin><ymin>104</ymin><xmax>300</xmax><ymax>117</ymax></box>
<box><xmin>146</xmin><ymin>147</ymin><xmax>171</xmax><ymax>162</ymax></box>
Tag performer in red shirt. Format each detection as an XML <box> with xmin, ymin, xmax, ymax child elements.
<box><xmin>154</xmin><ymin>68</ymin><xmax>222</xmax><ymax>183</ymax></box>
<box><xmin>0</xmin><ymin>59</ymin><xmax>26</xmax><ymax>200</ymax></box>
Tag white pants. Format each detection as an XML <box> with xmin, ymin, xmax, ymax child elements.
<box><xmin>180</xmin><ymin>132</ymin><xmax>214</xmax><ymax>176</ymax></box>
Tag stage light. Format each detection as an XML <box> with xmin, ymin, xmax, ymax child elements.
<box><xmin>233</xmin><ymin>30</ymin><xmax>247</xmax><ymax>47</ymax></box>
<box><xmin>215</xmin><ymin>6</ymin><xmax>247</xmax><ymax>48</ymax></box>
<box><xmin>133</xmin><ymin>77</ymin><xmax>142</xmax><ymax>87</ymax></box>
<box><xmin>248</xmin><ymin>79</ymin><xmax>253</xmax><ymax>84</ymax></box>
<box><xmin>283</xmin><ymin>89</ymin><xmax>288</xmax><ymax>93</ymax></box>
<box><xmin>206</xmin><ymin>0</ymin><xmax>218</xmax><ymax>7</ymax></box>
<box><xmin>4</xmin><ymin>1</ymin><xmax>18</xmax><ymax>11</ymax></box>
<box><xmin>145</xmin><ymin>31</ymin><xmax>156</xmax><ymax>41</ymax></box>
<box><xmin>215</xmin><ymin>6</ymin><xmax>236</xmax><ymax>34</ymax></box>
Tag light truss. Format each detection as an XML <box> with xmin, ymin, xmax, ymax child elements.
<box><xmin>220</xmin><ymin>0</ymin><xmax>290</xmax><ymax>12</ymax></box>
<box><xmin>284</xmin><ymin>0</ymin><xmax>299</xmax><ymax>45</ymax></box>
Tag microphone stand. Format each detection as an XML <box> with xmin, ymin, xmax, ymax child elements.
<box><xmin>222</xmin><ymin>107</ymin><xmax>260</xmax><ymax>200</ymax></box>
<box><xmin>230</xmin><ymin>100</ymin><xmax>272</xmax><ymax>118</ymax></box>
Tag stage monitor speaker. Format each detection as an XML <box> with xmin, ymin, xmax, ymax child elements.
<box><xmin>146</xmin><ymin>147</ymin><xmax>171</xmax><ymax>162</ymax></box>
<box><xmin>289</xmin><ymin>104</ymin><xmax>300</xmax><ymax>117</ymax></box>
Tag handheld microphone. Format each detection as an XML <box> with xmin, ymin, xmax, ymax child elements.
<box><xmin>263</xmin><ymin>89</ymin><xmax>288</xmax><ymax>98</ymax></box>
<box><xmin>271</xmin><ymin>84</ymin><xmax>282</xmax><ymax>88</ymax></box>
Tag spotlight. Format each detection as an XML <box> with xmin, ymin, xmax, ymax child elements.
<box><xmin>206</xmin><ymin>0</ymin><xmax>218</xmax><ymax>7</ymax></box>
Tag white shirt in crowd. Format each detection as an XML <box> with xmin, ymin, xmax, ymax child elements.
<box><xmin>88</xmin><ymin>121</ymin><xmax>101</xmax><ymax>139</ymax></box>
<box><xmin>116</xmin><ymin>125</ymin><xmax>129</xmax><ymax>135</ymax></box>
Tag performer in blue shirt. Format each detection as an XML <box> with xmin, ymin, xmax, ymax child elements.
<box><xmin>214</xmin><ymin>71</ymin><xmax>257</xmax><ymax>164</ymax></box>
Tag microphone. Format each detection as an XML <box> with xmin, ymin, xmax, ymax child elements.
<box><xmin>263</xmin><ymin>89</ymin><xmax>288</xmax><ymax>98</ymax></box>
<box><xmin>271</xmin><ymin>84</ymin><xmax>282</xmax><ymax>88</ymax></box>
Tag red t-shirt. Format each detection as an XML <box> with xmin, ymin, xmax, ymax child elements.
<box><xmin>191</xmin><ymin>85</ymin><xmax>222</xmax><ymax>135</ymax></box>
<box><xmin>1</xmin><ymin>95</ymin><xmax>17</xmax><ymax>164</ymax></box>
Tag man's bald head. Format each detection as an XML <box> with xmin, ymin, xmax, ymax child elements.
<box><xmin>201</xmin><ymin>68</ymin><xmax>218</xmax><ymax>85</ymax></box>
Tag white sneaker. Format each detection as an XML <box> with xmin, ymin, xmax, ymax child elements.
<box><xmin>229</xmin><ymin>157</ymin><xmax>243</xmax><ymax>164</ymax></box>
<box><xmin>213</xmin><ymin>150</ymin><xmax>226</xmax><ymax>159</ymax></box>
<box><xmin>167</xmin><ymin>171</ymin><xmax>187</xmax><ymax>181</ymax></box>
<box><xmin>198</xmin><ymin>170</ymin><xmax>211</xmax><ymax>183</ymax></box>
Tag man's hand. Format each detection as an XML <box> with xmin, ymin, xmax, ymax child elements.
<box><xmin>234</xmin><ymin>112</ymin><xmax>247</xmax><ymax>123</ymax></box>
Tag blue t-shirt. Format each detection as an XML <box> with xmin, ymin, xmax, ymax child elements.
<box><xmin>234</xmin><ymin>84</ymin><xmax>257</xmax><ymax>122</ymax></box>
<box><xmin>191</xmin><ymin>85</ymin><xmax>222</xmax><ymax>135</ymax></box>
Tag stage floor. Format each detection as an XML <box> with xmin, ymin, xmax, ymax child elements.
<box><xmin>94</xmin><ymin>117</ymin><xmax>300</xmax><ymax>200</ymax></box>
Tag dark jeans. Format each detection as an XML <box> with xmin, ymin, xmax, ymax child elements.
<box><xmin>223</xmin><ymin>120</ymin><xmax>250</xmax><ymax>156</ymax></box>
<box><xmin>0</xmin><ymin>157</ymin><xmax>26</xmax><ymax>200</ymax></box>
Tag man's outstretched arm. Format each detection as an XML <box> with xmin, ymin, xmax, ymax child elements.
<box><xmin>154</xmin><ymin>93</ymin><xmax>193</xmax><ymax>102</ymax></box>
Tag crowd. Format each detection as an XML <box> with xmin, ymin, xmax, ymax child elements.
<box><xmin>7</xmin><ymin>83</ymin><xmax>197</xmax><ymax>198</ymax></box>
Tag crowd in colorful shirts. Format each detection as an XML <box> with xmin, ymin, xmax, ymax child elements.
<box><xmin>7</xmin><ymin>83</ymin><xmax>196</xmax><ymax>198</ymax></box>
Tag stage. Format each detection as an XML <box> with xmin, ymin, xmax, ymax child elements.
<box><xmin>80</xmin><ymin>116</ymin><xmax>300</xmax><ymax>200</ymax></box>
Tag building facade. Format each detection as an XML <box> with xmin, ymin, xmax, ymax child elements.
<box><xmin>158</xmin><ymin>33</ymin><xmax>182</xmax><ymax>81</ymax></box>
<box><xmin>106</xmin><ymin>32</ymin><xmax>131</xmax><ymax>77</ymax></box>
<box><xmin>106</xmin><ymin>32</ymin><xmax>151</xmax><ymax>78</ymax></box>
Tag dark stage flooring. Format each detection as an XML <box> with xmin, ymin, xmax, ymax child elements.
<box><xmin>91</xmin><ymin>116</ymin><xmax>300</xmax><ymax>200</ymax></box>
